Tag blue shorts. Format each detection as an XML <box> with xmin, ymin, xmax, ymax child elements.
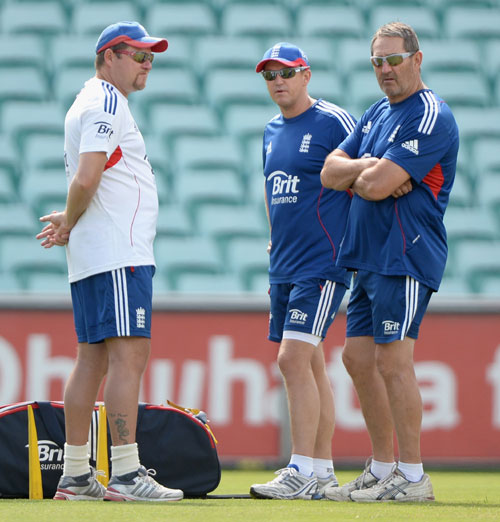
<box><xmin>346</xmin><ymin>270</ymin><xmax>433</xmax><ymax>344</ymax></box>
<box><xmin>71</xmin><ymin>266</ymin><xmax>154</xmax><ymax>344</ymax></box>
<box><xmin>269</xmin><ymin>278</ymin><xmax>347</xmax><ymax>343</ymax></box>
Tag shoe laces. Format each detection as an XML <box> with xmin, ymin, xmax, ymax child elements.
<box><xmin>139</xmin><ymin>467</ymin><xmax>162</xmax><ymax>488</ymax></box>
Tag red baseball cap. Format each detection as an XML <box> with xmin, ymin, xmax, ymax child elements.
<box><xmin>96</xmin><ymin>21</ymin><xmax>168</xmax><ymax>54</ymax></box>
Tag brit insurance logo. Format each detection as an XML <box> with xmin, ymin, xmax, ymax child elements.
<box><xmin>267</xmin><ymin>170</ymin><xmax>300</xmax><ymax>205</ymax></box>
<box><xmin>382</xmin><ymin>320</ymin><xmax>400</xmax><ymax>335</ymax></box>
<box><xmin>289</xmin><ymin>308</ymin><xmax>308</xmax><ymax>325</ymax></box>
<box><xmin>94</xmin><ymin>120</ymin><xmax>113</xmax><ymax>140</ymax></box>
<box><xmin>25</xmin><ymin>440</ymin><xmax>64</xmax><ymax>471</ymax></box>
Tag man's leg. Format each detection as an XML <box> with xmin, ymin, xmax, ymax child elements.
<box><xmin>342</xmin><ymin>336</ymin><xmax>395</xmax><ymax>464</ymax></box>
<box><xmin>375</xmin><ymin>337</ymin><xmax>421</xmax><ymax>464</ymax></box>
<box><xmin>104</xmin><ymin>336</ymin><xmax>151</xmax><ymax>446</ymax></box>
<box><xmin>64</xmin><ymin>342</ymin><xmax>108</xmax><ymax>445</ymax></box>
<box><xmin>277</xmin><ymin>338</ymin><xmax>318</xmax><ymax>460</ymax></box>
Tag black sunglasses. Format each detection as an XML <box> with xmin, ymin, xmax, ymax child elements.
<box><xmin>261</xmin><ymin>66</ymin><xmax>309</xmax><ymax>81</ymax></box>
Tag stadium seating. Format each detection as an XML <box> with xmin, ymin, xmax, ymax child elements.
<box><xmin>0</xmin><ymin>0</ymin><xmax>499</xmax><ymax>296</ymax></box>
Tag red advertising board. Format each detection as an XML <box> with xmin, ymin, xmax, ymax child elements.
<box><xmin>0</xmin><ymin>309</ymin><xmax>499</xmax><ymax>464</ymax></box>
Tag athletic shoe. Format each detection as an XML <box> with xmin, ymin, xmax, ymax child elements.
<box><xmin>53</xmin><ymin>468</ymin><xmax>106</xmax><ymax>500</ymax></box>
<box><xmin>250</xmin><ymin>467</ymin><xmax>320</xmax><ymax>500</ymax></box>
<box><xmin>316</xmin><ymin>474</ymin><xmax>339</xmax><ymax>498</ymax></box>
<box><xmin>350</xmin><ymin>467</ymin><xmax>435</xmax><ymax>502</ymax></box>
<box><xmin>324</xmin><ymin>457</ymin><xmax>379</xmax><ymax>501</ymax></box>
<box><xmin>103</xmin><ymin>466</ymin><xmax>183</xmax><ymax>502</ymax></box>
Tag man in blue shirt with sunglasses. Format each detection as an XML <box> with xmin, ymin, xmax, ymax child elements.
<box><xmin>249</xmin><ymin>42</ymin><xmax>356</xmax><ymax>500</ymax></box>
<box><xmin>321</xmin><ymin>22</ymin><xmax>458</xmax><ymax>502</ymax></box>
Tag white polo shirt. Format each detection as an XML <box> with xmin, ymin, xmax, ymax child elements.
<box><xmin>64</xmin><ymin>77</ymin><xmax>158</xmax><ymax>283</ymax></box>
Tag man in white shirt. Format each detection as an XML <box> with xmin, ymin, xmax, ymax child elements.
<box><xmin>37</xmin><ymin>21</ymin><xmax>183</xmax><ymax>502</ymax></box>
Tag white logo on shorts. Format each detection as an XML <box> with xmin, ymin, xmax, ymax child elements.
<box><xmin>289</xmin><ymin>308</ymin><xmax>308</xmax><ymax>325</ymax></box>
<box><xmin>382</xmin><ymin>320</ymin><xmax>400</xmax><ymax>334</ymax></box>
<box><xmin>136</xmin><ymin>307</ymin><xmax>146</xmax><ymax>329</ymax></box>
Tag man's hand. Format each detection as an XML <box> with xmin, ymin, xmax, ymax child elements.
<box><xmin>391</xmin><ymin>179</ymin><xmax>413</xmax><ymax>199</ymax></box>
<box><xmin>37</xmin><ymin>211</ymin><xmax>71</xmax><ymax>248</ymax></box>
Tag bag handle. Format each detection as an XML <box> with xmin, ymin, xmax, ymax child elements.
<box><xmin>36</xmin><ymin>401</ymin><xmax>66</xmax><ymax>447</ymax></box>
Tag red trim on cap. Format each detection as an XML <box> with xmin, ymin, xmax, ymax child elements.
<box><xmin>255</xmin><ymin>58</ymin><xmax>309</xmax><ymax>72</ymax></box>
<box><xmin>97</xmin><ymin>36</ymin><xmax>168</xmax><ymax>54</ymax></box>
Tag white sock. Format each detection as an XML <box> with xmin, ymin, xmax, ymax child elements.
<box><xmin>397</xmin><ymin>461</ymin><xmax>424</xmax><ymax>482</ymax></box>
<box><xmin>288</xmin><ymin>454</ymin><xmax>313</xmax><ymax>477</ymax></box>
<box><xmin>313</xmin><ymin>458</ymin><xmax>335</xmax><ymax>479</ymax></box>
<box><xmin>110</xmin><ymin>443</ymin><xmax>140</xmax><ymax>477</ymax></box>
<box><xmin>370</xmin><ymin>459</ymin><xmax>396</xmax><ymax>480</ymax></box>
<box><xmin>63</xmin><ymin>443</ymin><xmax>90</xmax><ymax>477</ymax></box>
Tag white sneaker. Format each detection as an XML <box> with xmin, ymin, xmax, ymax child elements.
<box><xmin>324</xmin><ymin>457</ymin><xmax>379</xmax><ymax>501</ymax></box>
<box><xmin>350</xmin><ymin>467</ymin><xmax>435</xmax><ymax>502</ymax></box>
<box><xmin>53</xmin><ymin>468</ymin><xmax>106</xmax><ymax>500</ymax></box>
<box><xmin>250</xmin><ymin>467</ymin><xmax>320</xmax><ymax>500</ymax></box>
<box><xmin>316</xmin><ymin>474</ymin><xmax>339</xmax><ymax>498</ymax></box>
<box><xmin>104</xmin><ymin>466</ymin><xmax>183</xmax><ymax>502</ymax></box>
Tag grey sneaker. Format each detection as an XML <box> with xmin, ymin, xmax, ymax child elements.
<box><xmin>103</xmin><ymin>466</ymin><xmax>183</xmax><ymax>502</ymax></box>
<box><xmin>316</xmin><ymin>474</ymin><xmax>339</xmax><ymax>498</ymax></box>
<box><xmin>350</xmin><ymin>467</ymin><xmax>435</xmax><ymax>502</ymax></box>
<box><xmin>53</xmin><ymin>468</ymin><xmax>106</xmax><ymax>500</ymax></box>
<box><xmin>250</xmin><ymin>467</ymin><xmax>320</xmax><ymax>500</ymax></box>
<box><xmin>324</xmin><ymin>457</ymin><xmax>379</xmax><ymax>501</ymax></box>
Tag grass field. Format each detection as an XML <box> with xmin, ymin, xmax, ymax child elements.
<box><xmin>1</xmin><ymin>469</ymin><xmax>499</xmax><ymax>521</ymax></box>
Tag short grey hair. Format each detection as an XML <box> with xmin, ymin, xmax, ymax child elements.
<box><xmin>371</xmin><ymin>22</ymin><xmax>420</xmax><ymax>54</ymax></box>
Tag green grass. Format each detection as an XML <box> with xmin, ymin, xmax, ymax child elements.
<box><xmin>1</xmin><ymin>470</ymin><xmax>499</xmax><ymax>521</ymax></box>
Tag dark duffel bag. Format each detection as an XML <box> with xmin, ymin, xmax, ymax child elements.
<box><xmin>0</xmin><ymin>400</ymin><xmax>220</xmax><ymax>498</ymax></box>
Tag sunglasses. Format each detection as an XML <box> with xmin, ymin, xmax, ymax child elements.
<box><xmin>114</xmin><ymin>49</ymin><xmax>154</xmax><ymax>64</ymax></box>
<box><xmin>261</xmin><ymin>66</ymin><xmax>309</xmax><ymax>81</ymax></box>
<box><xmin>370</xmin><ymin>51</ymin><xmax>415</xmax><ymax>67</ymax></box>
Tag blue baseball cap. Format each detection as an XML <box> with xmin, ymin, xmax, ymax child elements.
<box><xmin>255</xmin><ymin>42</ymin><xmax>309</xmax><ymax>72</ymax></box>
<box><xmin>96</xmin><ymin>21</ymin><xmax>168</xmax><ymax>54</ymax></box>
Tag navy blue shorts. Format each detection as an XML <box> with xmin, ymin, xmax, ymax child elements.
<box><xmin>71</xmin><ymin>266</ymin><xmax>154</xmax><ymax>344</ymax></box>
<box><xmin>346</xmin><ymin>270</ymin><xmax>433</xmax><ymax>344</ymax></box>
<box><xmin>269</xmin><ymin>278</ymin><xmax>347</xmax><ymax>343</ymax></box>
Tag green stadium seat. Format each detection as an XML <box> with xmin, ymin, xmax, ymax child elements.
<box><xmin>454</xmin><ymin>240</ymin><xmax>500</xmax><ymax>293</ymax></box>
<box><xmin>425</xmin><ymin>71</ymin><xmax>490</xmax><ymax>108</ymax></box>
<box><xmin>420</xmin><ymin>39</ymin><xmax>481</xmax><ymax>74</ymax></box>
<box><xmin>225</xmin><ymin>236</ymin><xmax>269</xmax><ymax>289</ymax></box>
<box><xmin>221</xmin><ymin>4</ymin><xmax>293</xmax><ymax>39</ymax></box>
<box><xmin>485</xmin><ymin>40</ymin><xmax>500</xmax><ymax>83</ymax></box>
<box><xmin>0</xmin><ymin>168</ymin><xmax>17</xmax><ymax>203</ymax></box>
<box><xmin>369</xmin><ymin>6</ymin><xmax>440</xmax><ymax>39</ymax></box>
<box><xmin>272</xmin><ymin>37</ymin><xmax>336</xmax><ymax>72</ymax></box>
<box><xmin>154</xmin><ymin>236</ymin><xmax>223</xmax><ymax>288</ymax></box>
<box><xmin>0</xmin><ymin>2</ymin><xmax>67</xmax><ymax>37</ymax></box>
<box><xmin>194</xmin><ymin>36</ymin><xmax>262</xmax><ymax>75</ymax></box>
<box><xmin>23</xmin><ymin>134</ymin><xmax>64</xmax><ymax>171</ymax></box>
<box><xmin>194</xmin><ymin>203</ymin><xmax>268</xmax><ymax>242</ymax></box>
<box><xmin>445</xmin><ymin>7</ymin><xmax>500</xmax><ymax>41</ymax></box>
<box><xmin>471</xmin><ymin>138</ymin><xmax>500</xmax><ymax>176</ymax></box>
<box><xmin>452</xmin><ymin>108</ymin><xmax>500</xmax><ymax>145</ymax></box>
<box><xmin>447</xmin><ymin>174</ymin><xmax>473</xmax><ymax>208</ymax></box>
<box><xmin>204</xmin><ymin>69</ymin><xmax>272</xmax><ymax>115</ymax></box>
<box><xmin>476</xmin><ymin>173</ymin><xmax>500</xmax><ymax>226</ymax></box>
<box><xmin>25</xmin><ymin>271</ymin><xmax>70</xmax><ymax>294</ymax></box>
<box><xmin>1</xmin><ymin>102</ymin><xmax>65</xmax><ymax>150</ymax></box>
<box><xmin>137</xmin><ymin>68</ymin><xmax>200</xmax><ymax>108</ymax></box>
<box><xmin>146</xmin><ymin>3</ymin><xmax>218</xmax><ymax>37</ymax></box>
<box><xmin>0</xmin><ymin>35</ymin><xmax>47</xmax><ymax>73</ymax></box>
<box><xmin>50</xmin><ymin>35</ymin><xmax>99</xmax><ymax>73</ymax></box>
<box><xmin>223</xmin><ymin>104</ymin><xmax>278</xmax><ymax>140</ymax></box>
<box><xmin>0</xmin><ymin>67</ymin><xmax>48</xmax><ymax>105</ymax></box>
<box><xmin>296</xmin><ymin>5</ymin><xmax>365</xmax><ymax>38</ymax></box>
<box><xmin>0</xmin><ymin>203</ymin><xmax>40</xmax><ymax>237</ymax></box>
<box><xmin>472</xmin><ymin>274</ymin><xmax>500</xmax><ymax>296</ymax></box>
<box><xmin>54</xmin><ymin>65</ymin><xmax>95</xmax><ymax>110</ymax></box>
<box><xmin>173</xmin><ymin>135</ymin><xmax>242</xmax><ymax>174</ymax></box>
<box><xmin>142</xmin><ymin>135</ymin><xmax>169</xmax><ymax>181</ymax></box>
<box><xmin>0</xmin><ymin>271</ymin><xmax>23</xmax><ymax>293</ymax></box>
<box><xmin>0</xmin><ymin>236</ymin><xmax>67</xmax><ymax>282</ymax></box>
<box><xmin>19</xmin><ymin>169</ymin><xmax>67</xmax><ymax>218</ymax></box>
<box><xmin>307</xmin><ymin>71</ymin><xmax>345</xmax><ymax>106</ymax></box>
<box><xmin>337</xmin><ymin>39</ymin><xmax>372</xmax><ymax>74</ymax></box>
<box><xmin>156</xmin><ymin>203</ymin><xmax>193</xmax><ymax>238</ymax></box>
<box><xmin>348</xmin><ymin>70</ymin><xmax>382</xmax><ymax>114</ymax></box>
<box><xmin>247</xmin><ymin>270</ymin><xmax>269</xmax><ymax>294</ymax></box>
<box><xmin>0</xmin><ymin>135</ymin><xmax>20</xmax><ymax>186</ymax></box>
<box><xmin>72</xmin><ymin>2</ymin><xmax>140</xmax><ymax>36</ymax></box>
<box><xmin>150</xmin><ymin>104</ymin><xmax>220</xmax><ymax>144</ymax></box>
<box><xmin>176</xmin><ymin>170</ymin><xmax>243</xmax><ymax>215</ymax></box>
<box><xmin>174</xmin><ymin>272</ymin><xmax>244</xmax><ymax>294</ymax></box>
<box><xmin>438</xmin><ymin>275</ymin><xmax>472</xmax><ymax>296</ymax></box>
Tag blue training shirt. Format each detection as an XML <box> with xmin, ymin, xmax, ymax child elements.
<box><xmin>338</xmin><ymin>89</ymin><xmax>459</xmax><ymax>291</ymax></box>
<box><xmin>263</xmin><ymin>99</ymin><xmax>356</xmax><ymax>286</ymax></box>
